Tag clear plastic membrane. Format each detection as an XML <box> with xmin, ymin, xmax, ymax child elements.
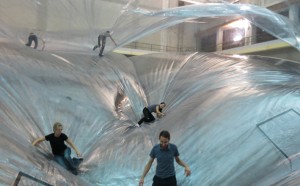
<box><xmin>111</xmin><ymin>2</ymin><xmax>300</xmax><ymax>52</ymax></box>
<box><xmin>1</xmin><ymin>0</ymin><xmax>300</xmax><ymax>186</ymax></box>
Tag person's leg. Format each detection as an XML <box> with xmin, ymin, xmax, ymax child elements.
<box><xmin>137</xmin><ymin>117</ymin><xmax>144</xmax><ymax>125</ymax></box>
<box><xmin>138</xmin><ymin>107</ymin><xmax>148</xmax><ymax>125</ymax></box>
<box><xmin>72</xmin><ymin>157</ymin><xmax>83</xmax><ymax>167</ymax></box>
<box><xmin>165</xmin><ymin>176</ymin><xmax>177</xmax><ymax>186</ymax></box>
<box><xmin>152</xmin><ymin>175</ymin><xmax>161</xmax><ymax>186</ymax></box>
<box><xmin>53</xmin><ymin>155</ymin><xmax>69</xmax><ymax>170</ymax></box>
<box><xmin>33</xmin><ymin>37</ymin><xmax>38</xmax><ymax>49</ymax></box>
<box><xmin>26</xmin><ymin>38</ymin><xmax>32</xmax><ymax>47</ymax></box>
<box><xmin>99</xmin><ymin>39</ymin><xmax>106</xmax><ymax>56</ymax></box>
<box><xmin>144</xmin><ymin>108</ymin><xmax>155</xmax><ymax>122</ymax></box>
<box><xmin>148</xmin><ymin>113</ymin><xmax>155</xmax><ymax>122</ymax></box>
<box><xmin>93</xmin><ymin>45</ymin><xmax>99</xmax><ymax>50</ymax></box>
<box><xmin>63</xmin><ymin>147</ymin><xmax>79</xmax><ymax>175</ymax></box>
<box><xmin>63</xmin><ymin>147</ymin><xmax>77</xmax><ymax>169</ymax></box>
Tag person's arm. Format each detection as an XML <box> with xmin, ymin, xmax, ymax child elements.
<box><xmin>175</xmin><ymin>156</ymin><xmax>191</xmax><ymax>176</ymax></box>
<box><xmin>66</xmin><ymin>138</ymin><xmax>81</xmax><ymax>157</ymax></box>
<box><xmin>32</xmin><ymin>137</ymin><xmax>46</xmax><ymax>146</ymax></box>
<box><xmin>109</xmin><ymin>35</ymin><xmax>117</xmax><ymax>46</ymax></box>
<box><xmin>156</xmin><ymin>105</ymin><xmax>164</xmax><ymax>116</ymax></box>
<box><xmin>98</xmin><ymin>35</ymin><xmax>101</xmax><ymax>46</ymax></box>
<box><xmin>139</xmin><ymin>157</ymin><xmax>154</xmax><ymax>186</ymax></box>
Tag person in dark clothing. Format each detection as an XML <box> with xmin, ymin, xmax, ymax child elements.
<box><xmin>25</xmin><ymin>32</ymin><xmax>38</xmax><ymax>49</ymax></box>
<box><xmin>139</xmin><ymin>130</ymin><xmax>191</xmax><ymax>186</ymax></box>
<box><xmin>93</xmin><ymin>31</ymin><xmax>116</xmax><ymax>57</ymax></box>
<box><xmin>32</xmin><ymin>122</ymin><xmax>82</xmax><ymax>175</ymax></box>
<box><xmin>136</xmin><ymin>102</ymin><xmax>166</xmax><ymax>127</ymax></box>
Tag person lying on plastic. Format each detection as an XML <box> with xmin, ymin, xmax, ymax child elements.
<box><xmin>32</xmin><ymin>122</ymin><xmax>83</xmax><ymax>175</ymax></box>
<box><xmin>136</xmin><ymin>102</ymin><xmax>166</xmax><ymax>127</ymax></box>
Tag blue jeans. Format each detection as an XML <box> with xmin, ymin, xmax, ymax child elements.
<box><xmin>54</xmin><ymin>147</ymin><xmax>78</xmax><ymax>173</ymax></box>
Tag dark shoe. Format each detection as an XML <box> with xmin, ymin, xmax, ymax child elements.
<box><xmin>99</xmin><ymin>54</ymin><xmax>103</xmax><ymax>57</ymax></box>
<box><xmin>71</xmin><ymin>169</ymin><xmax>78</xmax><ymax>175</ymax></box>
<box><xmin>93</xmin><ymin>46</ymin><xmax>97</xmax><ymax>51</ymax></box>
<box><xmin>73</xmin><ymin>157</ymin><xmax>83</xmax><ymax>161</ymax></box>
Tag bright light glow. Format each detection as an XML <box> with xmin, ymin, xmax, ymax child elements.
<box><xmin>51</xmin><ymin>54</ymin><xmax>73</xmax><ymax>65</ymax></box>
<box><xmin>226</xmin><ymin>19</ymin><xmax>249</xmax><ymax>29</ymax></box>
<box><xmin>232</xmin><ymin>54</ymin><xmax>248</xmax><ymax>60</ymax></box>
<box><xmin>180</xmin><ymin>0</ymin><xmax>202</xmax><ymax>5</ymax></box>
<box><xmin>184</xmin><ymin>20</ymin><xmax>206</xmax><ymax>24</ymax></box>
<box><xmin>240</xmin><ymin>5</ymin><xmax>251</xmax><ymax>10</ymax></box>
<box><xmin>233</xmin><ymin>34</ymin><xmax>243</xmax><ymax>42</ymax></box>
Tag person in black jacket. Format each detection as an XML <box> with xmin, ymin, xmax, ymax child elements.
<box><xmin>25</xmin><ymin>32</ymin><xmax>38</xmax><ymax>49</ymax></box>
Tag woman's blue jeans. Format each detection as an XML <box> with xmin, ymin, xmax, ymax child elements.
<box><xmin>53</xmin><ymin>147</ymin><xmax>77</xmax><ymax>173</ymax></box>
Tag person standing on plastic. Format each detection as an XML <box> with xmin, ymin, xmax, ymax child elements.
<box><xmin>32</xmin><ymin>122</ymin><xmax>83</xmax><ymax>175</ymax></box>
<box><xmin>139</xmin><ymin>130</ymin><xmax>191</xmax><ymax>186</ymax></box>
<box><xmin>93</xmin><ymin>31</ymin><xmax>116</xmax><ymax>57</ymax></box>
<box><xmin>25</xmin><ymin>32</ymin><xmax>38</xmax><ymax>49</ymax></box>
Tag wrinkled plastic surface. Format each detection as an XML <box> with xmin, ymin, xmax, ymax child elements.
<box><xmin>2</xmin><ymin>0</ymin><xmax>300</xmax><ymax>186</ymax></box>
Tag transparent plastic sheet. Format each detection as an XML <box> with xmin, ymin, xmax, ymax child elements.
<box><xmin>2</xmin><ymin>40</ymin><xmax>300</xmax><ymax>185</ymax></box>
<box><xmin>1</xmin><ymin>0</ymin><xmax>300</xmax><ymax>186</ymax></box>
<box><xmin>110</xmin><ymin>2</ymin><xmax>300</xmax><ymax>52</ymax></box>
<box><xmin>0</xmin><ymin>0</ymin><xmax>128</xmax><ymax>53</ymax></box>
<box><xmin>1</xmin><ymin>1</ymin><xmax>300</xmax><ymax>54</ymax></box>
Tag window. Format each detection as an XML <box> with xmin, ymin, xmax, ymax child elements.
<box><xmin>201</xmin><ymin>33</ymin><xmax>217</xmax><ymax>52</ymax></box>
<box><xmin>222</xmin><ymin>28</ymin><xmax>245</xmax><ymax>50</ymax></box>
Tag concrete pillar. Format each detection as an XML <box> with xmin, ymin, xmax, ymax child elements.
<box><xmin>161</xmin><ymin>1</ymin><xmax>170</xmax><ymax>51</ymax></box>
<box><xmin>250</xmin><ymin>25</ymin><xmax>257</xmax><ymax>45</ymax></box>
<box><xmin>216</xmin><ymin>28</ymin><xmax>223</xmax><ymax>51</ymax></box>
<box><xmin>289</xmin><ymin>5</ymin><xmax>300</xmax><ymax>24</ymax></box>
<box><xmin>244</xmin><ymin>21</ymin><xmax>252</xmax><ymax>45</ymax></box>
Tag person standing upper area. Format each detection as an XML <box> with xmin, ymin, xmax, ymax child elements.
<box><xmin>32</xmin><ymin>122</ymin><xmax>83</xmax><ymax>175</ymax></box>
<box><xmin>25</xmin><ymin>32</ymin><xmax>38</xmax><ymax>49</ymax></box>
<box><xmin>136</xmin><ymin>102</ymin><xmax>166</xmax><ymax>127</ymax></box>
<box><xmin>139</xmin><ymin>130</ymin><xmax>191</xmax><ymax>186</ymax></box>
<box><xmin>93</xmin><ymin>31</ymin><xmax>117</xmax><ymax>57</ymax></box>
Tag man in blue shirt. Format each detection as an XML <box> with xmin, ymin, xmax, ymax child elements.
<box><xmin>139</xmin><ymin>130</ymin><xmax>191</xmax><ymax>186</ymax></box>
<box><xmin>136</xmin><ymin>102</ymin><xmax>166</xmax><ymax>127</ymax></box>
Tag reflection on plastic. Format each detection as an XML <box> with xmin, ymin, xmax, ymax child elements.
<box><xmin>1</xmin><ymin>0</ymin><xmax>300</xmax><ymax>186</ymax></box>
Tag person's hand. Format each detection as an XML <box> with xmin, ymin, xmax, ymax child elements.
<box><xmin>76</xmin><ymin>152</ymin><xmax>82</xmax><ymax>157</ymax></box>
<box><xmin>157</xmin><ymin>113</ymin><xmax>165</xmax><ymax>118</ymax></box>
<box><xmin>185</xmin><ymin>167</ymin><xmax>191</xmax><ymax>177</ymax></box>
<box><xmin>139</xmin><ymin>178</ymin><xmax>144</xmax><ymax>186</ymax></box>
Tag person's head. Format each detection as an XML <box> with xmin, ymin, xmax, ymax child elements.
<box><xmin>29</xmin><ymin>32</ymin><xmax>34</xmax><ymax>35</ymax></box>
<box><xmin>106</xmin><ymin>31</ymin><xmax>110</xmax><ymax>33</ymax></box>
<box><xmin>53</xmin><ymin>122</ymin><xmax>63</xmax><ymax>136</ymax></box>
<box><xmin>159</xmin><ymin>102</ymin><xmax>166</xmax><ymax>109</ymax></box>
<box><xmin>159</xmin><ymin>130</ymin><xmax>170</xmax><ymax>149</ymax></box>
